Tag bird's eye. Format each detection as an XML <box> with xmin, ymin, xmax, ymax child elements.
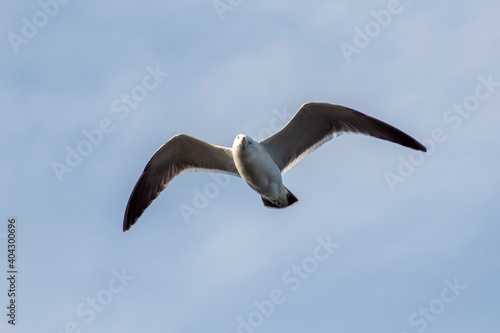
<box><xmin>248</xmin><ymin>141</ymin><xmax>252</xmax><ymax>145</ymax></box>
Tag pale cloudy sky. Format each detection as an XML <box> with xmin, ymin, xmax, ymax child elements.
<box><xmin>1</xmin><ymin>0</ymin><xmax>500</xmax><ymax>332</ymax></box>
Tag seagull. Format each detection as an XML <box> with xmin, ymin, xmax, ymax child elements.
<box><xmin>123</xmin><ymin>102</ymin><xmax>426</xmax><ymax>231</ymax></box>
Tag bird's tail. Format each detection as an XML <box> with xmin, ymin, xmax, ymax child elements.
<box><xmin>261</xmin><ymin>187</ymin><xmax>299</xmax><ymax>209</ymax></box>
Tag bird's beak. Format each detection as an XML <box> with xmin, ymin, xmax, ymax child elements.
<box><xmin>240</xmin><ymin>136</ymin><xmax>245</xmax><ymax>143</ymax></box>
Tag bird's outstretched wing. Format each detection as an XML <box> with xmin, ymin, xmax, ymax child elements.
<box><xmin>261</xmin><ymin>102</ymin><xmax>426</xmax><ymax>173</ymax></box>
<box><xmin>123</xmin><ymin>134</ymin><xmax>239</xmax><ymax>231</ymax></box>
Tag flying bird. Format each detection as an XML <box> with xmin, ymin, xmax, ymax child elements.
<box><xmin>123</xmin><ymin>102</ymin><xmax>426</xmax><ymax>231</ymax></box>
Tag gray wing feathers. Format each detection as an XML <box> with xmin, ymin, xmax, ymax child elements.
<box><xmin>261</xmin><ymin>102</ymin><xmax>426</xmax><ymax>173</ymax></box>
<box><xmin>123</xmin><ymin>134</ymin><xmax>238</xmax><ymax>231</ymax></box>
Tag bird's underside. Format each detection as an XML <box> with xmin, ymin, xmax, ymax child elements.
<box><xmin>123</xmin><ymin>102</ymin><xmax>426</xmax><ymax>231</ymax></box>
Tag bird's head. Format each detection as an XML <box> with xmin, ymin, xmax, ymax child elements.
<box><xmin>232</xmin><ymin>134</ymin><xmax>258</xmax><ymax>155</ymax></box>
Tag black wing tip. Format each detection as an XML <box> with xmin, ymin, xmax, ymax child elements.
<box><xmin>122</xmin><ymin>196</ymin><xmax>134</xmax><ymax>232</ymax></box>
<box><xmin>123</xmin><ymin>200</ymin><xmax>142</xmax><ymax>232</ymax></box>
<box><xmin>122</xmin><ymin>214</ymin><xmax>134</xmax><ymax>232</ymax></box>
<box><xmin>407</xmin><ymin>139</ymin><xmax>427</xmax><ymax>152</ymax></box>
<box><xmin>417</xmin><ymin>143</ymin><xmax>427</xmax><ymax>152</ymax></box>
<box><xmin>123</xmin><ymin>203</ymin><xmax>145</xmax><ymax>231</ymax></box>
<box><xmin>122</xmin><ymin>170</ymin><xmax>153</xmax><ymax>232</ymax></box>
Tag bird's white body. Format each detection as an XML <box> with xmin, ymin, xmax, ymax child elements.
<box><xmin>232</xmin><ymin>135</ymin><xmax>287</xmax><ymax>206</ymax></box>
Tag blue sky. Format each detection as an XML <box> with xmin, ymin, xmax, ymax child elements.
<box><xmin>1</xmin><ymin>0</ymin><xmax>499</xmax><ymax>332</ymax></box>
